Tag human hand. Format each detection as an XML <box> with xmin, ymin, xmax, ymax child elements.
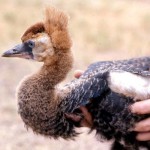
<box><xmin>74</xmin><ymin>70</ymin><xmax>93</xmax><ymax>128</ymax></box>
<box><xmin>75</xmin><ymin>70</ymin><xmax>150</xmax><ymax>139</ymax></box>
<box><xmin>131</xmin><ymin>100</ymin><xmax>150</xmax><ymax>141</ymax></box>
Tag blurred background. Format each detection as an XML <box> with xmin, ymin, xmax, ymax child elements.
<box><xmin>0</xmin><ymin>0</ymin><xmax>150</xmax><ymax>149</ymax></box>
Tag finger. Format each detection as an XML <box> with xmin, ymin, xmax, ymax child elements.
<box><xmin>134</xmin><ymin>118</ymin><xmax>150</xmax><ymax>132</ymax></box>
<box><xmin>65</xmin><ymin>113</ymin><xmax>82</xmax><ymax>122</ymax></box>
<box><xmin>74</xmin><ymin>70</ymin><xmax>84</xmax><ymax>78</ymax></box>
<box><xmin>136</xmin><ymin>132</ymin><xmax>150</xmax><ymax>141</ymax></box>
<box><xmin>80</xmin><ymin>119</ymin><xmax>92</xmax><ymax>128</ymax></box>
<box><xmin>131</xmin><ymin>99</ymin><xmax>150</xmax><ymax>114</ymax></box>
<box><xmin>80</xmin><ymin>106</ymin><xmax>92</xmax><ymax>121</ymax></box>
<box><xmin>79</xmin><ymin>106</ymin><xmax>93</xmax><ymax>126</ymax></box>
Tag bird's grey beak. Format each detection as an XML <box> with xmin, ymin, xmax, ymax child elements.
<box><xmin>2</xmin><ymin>42</ymin><xmax>34</xmax><ymax>59</ymax></box>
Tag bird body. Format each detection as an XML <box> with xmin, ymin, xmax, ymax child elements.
<box><xmin>64</xmin><ymin>57</ymin><xmax>150</xmax><ymax>149</ymax></box>
<box><xmin>64</xmin><ymin>57</ymin><xmax>150</xmax><ymax>109</ymax></box>
<box><xmin>2</xmin><ymin>7</ymin><xmax>150</xmax><ymax>150</ymax></box>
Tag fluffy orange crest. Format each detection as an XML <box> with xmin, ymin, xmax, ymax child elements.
<box><xmin>21</xmin><ymin>22</ymin><xmax>45</xmax><ymax>42</ymax></box>
<box><xmin>44</xmin><ymin>7</ymin><xmax>72</xmax><ymax>50</ymax></box>
<box><xmin>21</xmin><ymin>7</ymin><xmax>72</xmax><ymax>50</ymax></box>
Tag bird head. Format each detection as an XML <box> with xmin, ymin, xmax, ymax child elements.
<box><xmin>2</xmin><ymin>7</ymin><xmax>72</xmax><ymax>63</ymax></box>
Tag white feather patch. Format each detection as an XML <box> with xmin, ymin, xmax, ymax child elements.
<box><xmin>108</xmin><ymin>71</ymin><xmax>150</xmax><ymax>101</ymax></box>
<box><xmin>37</xmin><ymin>36</ymin><xmax>50</xmax><ymax>44</ymax></box>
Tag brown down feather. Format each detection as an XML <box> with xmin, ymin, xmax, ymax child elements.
<box><xmin>21</xmin><ymin>7</ymin><xmax>72</xmax><ymax>51</ymax></box>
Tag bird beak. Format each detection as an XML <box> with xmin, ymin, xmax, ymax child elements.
<box><xmin>2</xmin><ymin>43</ymin><xmax>33</xmax><ymax>59</ymax></box>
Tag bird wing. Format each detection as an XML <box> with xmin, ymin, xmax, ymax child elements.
<box><xmin>113</xmin><ymin>57</ymin><xmax>150</xmax><ymax>76</ymax></box>
<box><xmin>63</xmin><ymin>57</ymin><xmax>150</xmax><ymax>112</ymax></box>
<box><xmin>82</xmin><ymin>57</ymin><xmax>150</xmax><ymax>77</ymax></box>
<box><xmin>64</xmin><ymin>71</ymin><xmax>109</xmax><ymax>112</ymax></box>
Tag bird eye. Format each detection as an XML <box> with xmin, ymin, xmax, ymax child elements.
<box><xmin>28</xmin><ymin>40</ymin><xmax>35</xmax><ymax>48</ymax></box>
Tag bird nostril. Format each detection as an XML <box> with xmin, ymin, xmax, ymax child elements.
<box><xmin>13</xmin><ymin>49</ymin><xmax>18</xmax><ymax>53</ymax></box>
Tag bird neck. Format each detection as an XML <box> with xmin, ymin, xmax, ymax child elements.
<box><xmin>18</xmin><ymin>50</ymin><xmax>73</xmax><ymax>110</ymax></box>
<box><xmin>18</xmin><ymin>50</ymin><xmax>73</xmax><ymax>105</ymax></box>
<box><xmin>18</xmin><ymin>50</ymin><xmax>74</xmax><ymax>137</ymax></box>
<box><xmin>38</xmin><ymin>51</ymin><xmax>73</xmax><ymax>89</ymax></box>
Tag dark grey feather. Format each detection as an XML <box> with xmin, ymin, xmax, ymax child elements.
<box><xmin>60</xmin><ymin>56</ymin><xmax>150</xmax><ymax>150</ymax></box>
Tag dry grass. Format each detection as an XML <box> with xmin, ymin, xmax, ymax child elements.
<box><xmin>0</xmin><ymin>0</ymin><xmax>150</xmax><ymax>149</ymax></box>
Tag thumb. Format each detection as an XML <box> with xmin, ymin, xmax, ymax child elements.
<box><xmin>74</xmin><ymin>70</ymin><xmax>84</xmax><ymax>78</ymax></box>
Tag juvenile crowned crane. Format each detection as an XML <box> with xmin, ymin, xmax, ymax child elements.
<box><xmin>2</xmin><ymin>6</ymin><xmax>150</xmax><ymax>150</ymax></box>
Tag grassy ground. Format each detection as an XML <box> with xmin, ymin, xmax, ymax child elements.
<box><xmin>0</xmin><ymin>0</ymin><xmax>150</xmax><ymax>149</ymax></box>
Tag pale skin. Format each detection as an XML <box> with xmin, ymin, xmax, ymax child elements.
<box><xmin>74</xmin><ymin>70</ymin><xmax>150</xmax><ymax>141</ymax></box>
<box><xmin>131</xmin><ymin>100</ymin><xmax>150</xmax><ymax>141</ymax></box>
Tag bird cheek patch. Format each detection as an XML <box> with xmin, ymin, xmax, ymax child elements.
<box><xmin>45</xmin><ymin>48</ymin><xmax>55</xmax><ymax>57</ymax></box>
<box><xmin>40</xmin><ymin>49</ymin><xmax>54</xmax><ymax>58</ymax></box>
<box><xmin>33</xmin><ymin>48</ymin><xmax>54</xmax><ymax>62</ymax></box>
<box><xmin>34</xmin><ymin>55</ymin><xmax>44</xmax><ymax>62</ymax></box>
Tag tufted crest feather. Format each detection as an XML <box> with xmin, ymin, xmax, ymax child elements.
<box><xmin>21</xmin><ymin>22</ymin><xmax>45</xmax><ymax>42</ymax></box>
<box><xmin>44</xmin><ymin>7</ymin><xmax>72</xmax><ymax>50</ymax></box>
<box><xmin>21</xmin><ymin>7</ymin><xmax>72</xmax><ymax>50</ymax></box>
<box><xmin>44</xmin><ymin>7</ymin><xmax>68</xmax><ymax>34</ymax></box>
